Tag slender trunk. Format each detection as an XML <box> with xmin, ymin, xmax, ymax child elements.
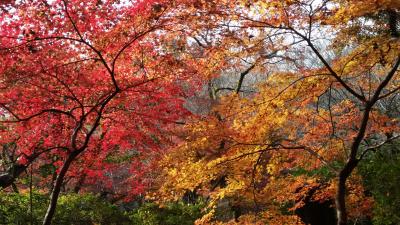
<box><xmin>335</xmin><ymin>160</ymin><xmax>358</xmax><ymax>225</ymax></box>
<box><xmin>48</xmin><ymin>169</ymin><xmax>57</xmax><ymax>193</ymax></box>
<box><xmin>235</xmin><ymin>64</ymin><xmax>255</xmax><ymax>94</ymax></box>
<box><xmin>42</xmin><ymin>151</ymin><xmax>81</xmax><ymax>225</ymax></box>
<box><xmin>334</xmin><ymin>56</ymin><xmax>400</xmax><ymax>224</ymax></box>
<box><xmin>30</xmin><ymin>164</ymin><xmax>33</xmax><ymax>225</ymax></box>
<box><xmin>334</xmin><ymin>103</ymin><xmax>372</xmax><ymax>225</ymax></box>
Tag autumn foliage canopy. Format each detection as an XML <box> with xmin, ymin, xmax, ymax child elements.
<box><xmin>1</xmin><ymin>0</ymin><xmax>400</xmax><ymax>225</ymax></box>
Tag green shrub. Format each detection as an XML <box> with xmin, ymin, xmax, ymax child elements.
<box><xmin>128</xmin><ymin>201</ymin><xmax>205</xmax><ymax>225</ymax></box>
<box><xmin>0</xmin><ymin>191</ymin><xmax>47</xmax><ymax>225</ymax></box>
<box><xmin>0</xmin><ymin>191</ymin><xmax>205</xmax><ymax>225</ymax></box>
<box><xmin>54</xmin><ymin>194</ymin><xmax>131</xmax><ymax>225</ymax></box>
<box><xmin>359</xmin><ymin>142</ymin><xmax>400</xmax><ymax>225</ymax></box>
<box><xmin>0</xmin><ymin>192</ymin><xmax>130</xmax><ymax>225</ymax></box>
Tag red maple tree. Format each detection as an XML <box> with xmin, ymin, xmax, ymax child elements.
<box><xmin>0</xmin><ymin>0</ymin><xmax>199</xmax><ymax>224</ymax></box>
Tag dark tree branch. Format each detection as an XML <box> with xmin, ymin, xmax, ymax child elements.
<box><xmin>358</xmin><ymin>135</ymin><xmax>400</xmax><ymax>161</ymax></box>
<box><xmin>236</xmin><ymin>64</ymin><xmax>256</xmax><ymax>94</ymax></box>
<box><xmin>336</xmin><ymin>55</ymin><xmax>400</xmax><ymax>225</ymax></box>
<box><xmin>0</xmin><ymin>106</ymin><xmax>76</xmax><ymax>123</ymax></box>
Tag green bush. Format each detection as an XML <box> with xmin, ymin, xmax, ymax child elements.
<box><xmin>359</xmin><ymin>142</ymin><xmax>400</xmax><ymax>225</ymax></box>
<box><xmin>0</xmin><ymin>192</ymin><xmax>130</xmax><ymax>225</ymax></box>
<box><xmin>128</xmin><ymin>201</ymin><xmax>205</xmax><ymax>225</ymax></box>
<box><xmin>0</xmin><ymin>191</ymin><xmax>48</xmax><ymax>225</ymax></box>
<box><xmin>54</xmin><ymin>194</ymin><xmax>131</xmax><ymax>225</ymax></box>
<box><xmin>0</xmin><ymin>191</ymin><xmax>205</xmax><ymax>225</ymax></box>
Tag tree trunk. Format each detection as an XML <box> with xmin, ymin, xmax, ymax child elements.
<box><xmin>42</xmin><ymin>151</ymin><xmax>81</xmax><ymax>225</ymax></box>
<box><xmin>335</xmin><ymin>160</ymin><xmax>358</xmax><ymax>225</ymax></box>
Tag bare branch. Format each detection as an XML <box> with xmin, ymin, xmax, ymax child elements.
<box><xmin>358</xmin><ymin>135</ymin><xmax>400</xmax><ymax>161</ymax></box>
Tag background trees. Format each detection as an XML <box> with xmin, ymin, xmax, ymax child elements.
<box><xmin>153</xmin><ymin>1</ymin><xmax>400</xmax><ymax>224</ymax></box>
